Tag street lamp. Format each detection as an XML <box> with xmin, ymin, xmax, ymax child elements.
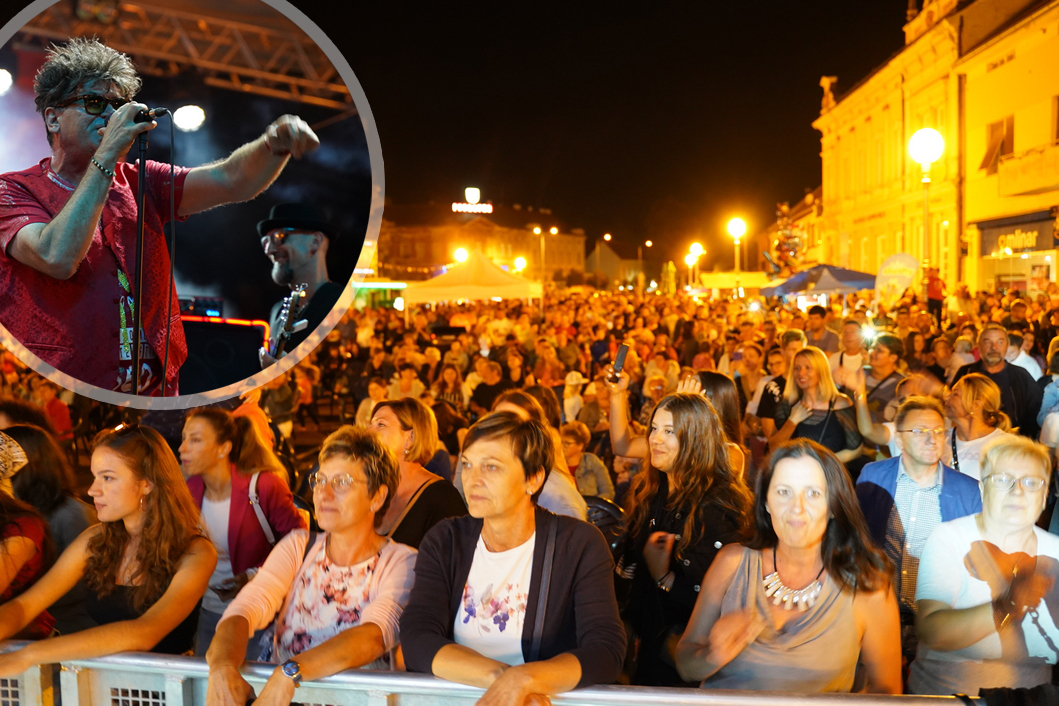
<box><xmin>908</xmin><ymin>127</ymin><xmax>945</xmax><ymax>297</ymax></box>
<box><xmin>454</xmin><ymin>247</ymin><xmax>469</xmax><ymax>262</ymax></box>
<box><xmin>533</xmin><ymin>227</ymin><xmax>545</xmax><ymax>312</ymax></box>
<box><xmin>514</xmin><ymin>256</ymin><xmax>527</xmax><ymax>272</ymax></box>
<box><xmin>727</xmin><ymin>218</ymin><xmax>747</xmax><ymax>274</ymax></box>
<box><xmin>684</xmin><ymin>253</ymin><xmax>698</xmax><ymax>290</ymax></box>
<box><xmin>639</xmin><ymin>240</ymin><xmax>653</xmax><ymax>281</ymax></box>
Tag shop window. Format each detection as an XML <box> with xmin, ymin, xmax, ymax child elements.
<box><xmin>980</xmin><ymin>116</ymin><xmax>1014</xmax><ymax>174</ymax></box>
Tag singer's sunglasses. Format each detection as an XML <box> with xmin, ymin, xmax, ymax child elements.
<box><xmin>56</xmin><ymin>93</ymin><xmax>130</xmax><ymax>116</ymax></box>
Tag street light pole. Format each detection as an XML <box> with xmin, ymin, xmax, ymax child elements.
<box><xmin>908</xmin><ymin>128</ymin><xmax>945</xmax><ymax>302</ymax></box>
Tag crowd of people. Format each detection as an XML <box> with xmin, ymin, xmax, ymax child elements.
<box><xmin>2</xmin><ymin>282</ymin><xmax>1059</xmax><ymax>702</ymax></box>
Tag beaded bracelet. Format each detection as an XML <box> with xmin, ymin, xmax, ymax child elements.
<box><xmin>656</xmin><ymin>571</ymin><xmax>674</xmax><ymax>592</ymax></box>
<box><xmin>91</xmin><ymin>158</ymin><xmax>115</xmax><ymax>179</ymax></box>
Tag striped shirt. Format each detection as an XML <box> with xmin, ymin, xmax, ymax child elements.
<box><xmin>885</xmin><ymin>459</ymin><xmax>944</xmax><ymax>612</ymax></box>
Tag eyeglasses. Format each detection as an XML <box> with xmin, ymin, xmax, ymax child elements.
<box><xmin>984</xmin><ymin>474</ymin><xmax>1047</xmax><ymax>493</ymax></box>
<box><xmin>896</xmin><ymin>427</ymin><xmax>946</xmax><ymax>438</ymax></box>
<box><xmin>57</xmin><ymin>94</ymin><xmax>129</xmax><ymax>116</ymax></box>
<box><xmin>308</xmin><ymin>471</ymin><xmax>368</xmax><ymax>494</ymax></box>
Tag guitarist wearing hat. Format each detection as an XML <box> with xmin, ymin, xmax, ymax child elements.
<box><xmin>258</xmin><ymin>203</ymin><xmax>344</xmax><ymax>368</ymax></box>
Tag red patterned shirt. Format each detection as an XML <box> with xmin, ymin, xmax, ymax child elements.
<box><xmin>0</xmin><ymin>158</ymin><xmax>190</xmax><ymax>394</ymax></box>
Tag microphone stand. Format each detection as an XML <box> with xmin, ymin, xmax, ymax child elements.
<box><xmin>131</xmin><ymin>131</ymin><xmax>148</xmax><ymax>395</ymax></box>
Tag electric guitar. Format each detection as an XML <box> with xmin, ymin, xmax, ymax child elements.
<box><xmin>270</xmin><ymin>284</ymin><xmax>309</xmax><ymax>358</ymax></box>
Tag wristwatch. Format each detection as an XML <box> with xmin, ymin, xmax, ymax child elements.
<box><xmin>280</xmin><ymin>658</ymin><xmax>302</xmax><ymax>687</ymax></box>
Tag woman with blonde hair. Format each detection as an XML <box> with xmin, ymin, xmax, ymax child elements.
<box><xmin>768</xmin><ymin>347</ymin><xmax>862</xmax><ymax>463</ymax></box>
<box><xmin>945</xmin><ymin>373</ymin><xmax>1011</xmax><ymax>481</ymax></box>
<box><xmin>368</xmin><ymin>398</ymin><xmax>466</xmax><ymax>549</ymax></box>
<box><xmin>911</xmin><ymin>435</ymin><xmax>1059</xmax><ymax>694</ymax></box>
<box><xmin>180</xmin><ymin>407</ymin><xmax>307</xmax><ymax>654</ymax></box>
<box><xmin>0</xmin><ymin>424</ymin><xmax>217</xmax><ymax>674</ymax></box>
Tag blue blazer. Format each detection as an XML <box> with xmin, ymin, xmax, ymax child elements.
<box><xmin>855</xmin><ymin>455</ymin><xmax>982</xmax><ymax>549</ymax></box>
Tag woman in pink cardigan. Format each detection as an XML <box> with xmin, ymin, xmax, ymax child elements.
<box><xmin>181</xmin><ymin>407</ymin><xmax>306</xmax><ymax>655</ymax></box>
<box><xmin>205</xmin><ymin>427</ymin><xmax>416</xmax><ymax>706</ymax></box>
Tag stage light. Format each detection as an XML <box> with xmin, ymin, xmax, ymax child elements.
<box><xmin>0</xmin><ymin>70</ymin><xmax>11</xmax><ymax>97</ymax></box>
<box><xmin>173</xmin><ymin>105</ymin><xmax>206</xmax><ymax>132</ymax></box>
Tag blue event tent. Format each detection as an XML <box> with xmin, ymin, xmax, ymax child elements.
<box><xmin>760</xmin><ymin>265</ymin><xmax>876</xmax><ymax>297</ymax></box>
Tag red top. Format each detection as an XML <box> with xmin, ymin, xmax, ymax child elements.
<box><xmin>927</xmin><ymin>274</ymin><xmax>945</xmax><ymax>301</ymax></box>
<box><xmin>44</xmin><ymin>397</ymin><xmax>72</xmax><ymax>441</ymax></box>
<box><xmin>0</xmin><ymin>158</ymin><xmax>190</xmax><ymax>395</ymax></box>
<box><xmin>2</xmin><ymin>515</ymin><xmax>55</xmax><ymax>639</ymax></box>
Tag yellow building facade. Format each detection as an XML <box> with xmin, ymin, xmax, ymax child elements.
<box><xmin>812</xmin><ymin>0</ymin><xmax>961</xmax><ymax>286</ymax></box>
<box><xmin>811</xmin><ymin>0</ymin><xmax>1054</xmax><ymax>293</ymax></box>
<box><xmin>959</xmin><ymin>0</ymin><xmax>1059</xmax><ymax>295</ymax></box>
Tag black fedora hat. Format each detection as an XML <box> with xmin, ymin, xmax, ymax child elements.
<box><xmin>257</xmin><ymin>203</ymin><xmax>336</xmax><ymax>239</ymax></box>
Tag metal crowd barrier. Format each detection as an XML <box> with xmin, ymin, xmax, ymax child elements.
<box><xmin>0</xmin><ymin>641</ymin><xmax>983</xmax><ymax>706</ymax></box>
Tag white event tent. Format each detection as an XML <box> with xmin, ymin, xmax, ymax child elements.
<box><xmin>402</xmin><ymin>250</ymin><xmax>543</xmax><ymax>306</ymax></box>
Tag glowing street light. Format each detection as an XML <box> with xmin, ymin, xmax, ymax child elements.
<box><xmin>173</xmin><ymin>105</ymin><xmax>206</xmax><ymax>132</ymax></box>
<box><xmin>603</xmin><ymin>233</ymin><xmax>612</xmax><ymax>241</ymax></box>
<box><xmin>645</xmin><ymin>240</ymin><xmax>653</xmax><ymax>248</ymax></box>
<box><xmin>681</xmin><ymin>254</ymin><xmax>698</xmax><ymax>290</ymax></box>
<box><xmin>908</xmin><ymin>128</ymin><xmax>945</xmax><ymax>300</ymax></box>
<box><xmin>533</xmin><ymin>227</ymin><xmax>542</xmax><ymax>235</ymax></box>
<box><xmin>690</xmin><ymin>242</ymin><xmax>704</xmax><ymax>257</ymax></box>
<box><xmin>454</xmin><ymin>247</ymin><xmax>469</xmax><ymax>262</ymax></box>
<box><xmin>638</xmin><ymin>240</ymin><xmax>653</xmax><ymax>284</ymax></box>
<box><xmin>464</xmin><ymin>187</ymin><xmax>481</xmax><ymax>204</ymax></box>
<box><xmin>0</xmin><ymin>69</ymin><xmax>12</xmax><ymax>97</ymax></box>
<box><xmin>550</xmin><ymin>227</ymin><xmax>558</xmax><ymax>235</ymax></box>
<box><xmin>727</xmin><ymin>218</ymin><xmax>747</xmax><ymax>274</ymax></box>
<box><xmin>514</xmin><ymin>256</ymin><xmax>527</xmax><ymax>272</ymax></box>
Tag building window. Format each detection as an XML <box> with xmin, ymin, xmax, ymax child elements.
<box><xmin>980</xmin><ymin>116</ymin><xmax>1014</xmax><ymax>174</ymax></box>
<box><xmin>1054</xmin><ymin>96</ymin><xmax>1059</xmax><ymax>143</ymax></box>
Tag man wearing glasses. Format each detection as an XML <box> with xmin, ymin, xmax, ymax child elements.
<box><xmin>855</xmin><ymin>396</ymin><xmax>982</xmax><ymax>673</ymax></box>
<box><xmin>0</xmin><ymin>38</ymin><xmax>319</xmax><ymax>395</ymax></box>
<box><xmin>256</xmin><ymin>204</ymin><xmax>343</xmax><ymax>368</ymax></box>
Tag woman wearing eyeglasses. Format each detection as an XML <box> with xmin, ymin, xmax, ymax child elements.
<box><xmin>180</xmin><ymin>407</ymin><xmax>307</xmax><ymax>655</ymax></box>
<box><xmin>206</xmin><ymin>427</ymin><xmax>415</xmax><ymax>706</ymax></box>
<box><xmin>910</xmin><ymin>435</ymin><xmax>1059</xmax><ymax>694</ymax></box>
<box><xmin>0</xmin><ymin>424</ymin><xmax>218</xmax><ymax>675</ymax></box>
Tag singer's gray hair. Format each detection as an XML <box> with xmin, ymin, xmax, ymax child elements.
<box><xmin>34</xmin><ymin>37</ymin><xmax>141</xmax><ymax>146</ymax></box>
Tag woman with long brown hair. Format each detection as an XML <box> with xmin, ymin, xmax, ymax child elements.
<box><xmin>610</xmin><ymin>377</ymin><xmax>753</xmax><ymax>686</ymax></box>
<box><xmin>180</xmin><ymin>407</ymin><xmax>307</xmax><ymax>655</ymax></box>
<box><xmin>0</xmin><ymin>424</ymin><xmax>216</xmax><ymax>674</ymax></box>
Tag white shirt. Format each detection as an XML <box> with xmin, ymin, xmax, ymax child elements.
<box><xmin>946</xmin><ymin>427</ymin><xmax>1008</xmax><ymax>482</ymax></box>
<box><xmin>1010</xmin><ymin>350</ymin><xmax>1043</xmax><ymax>381</ymax></box>
<box><xmin>829</xmin><ymin>350</ymin><xmax>865</xmax><ymax>374</ymax></box>
<box><xmin>454</xmin><ymin>533</ymin><xmax>536</xmax><ymax>666</ymax></box>
<box><xmin>201</xmin><ymin>496</ymin><xmax>234</xmax><ymax>614</ymax></box>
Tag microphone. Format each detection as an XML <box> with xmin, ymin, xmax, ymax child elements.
<box><xmin>134</xmin><ymin>107</ymin><xmax>169</xmax><ymax>123</ymax></box>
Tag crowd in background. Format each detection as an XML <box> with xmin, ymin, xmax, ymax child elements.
<box><xmin>0</xmin><ymin>281</ymin><xmax>1059</xmax><ymax>702</ymax></box>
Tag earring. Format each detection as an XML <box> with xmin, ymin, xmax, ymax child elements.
<box><xmin>139</xmin><ymin>495</ymin><xmax>146</xmax><ymax>511</ymax></box>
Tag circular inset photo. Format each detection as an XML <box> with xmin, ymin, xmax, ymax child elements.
<box><xmin>0</xmin><ymin>0</ymin><xmax>383</xmax><ymax>409</ymax></box>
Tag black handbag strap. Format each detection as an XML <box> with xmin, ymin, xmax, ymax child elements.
<box><xmin>528</xmin><ymin>515</ymin><xmax>558</xmax><ymax>663</ymax></box>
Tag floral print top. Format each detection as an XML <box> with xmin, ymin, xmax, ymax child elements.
<box><xmin>222</xmin><ymin>530</ymin><xmax>417</xmax><ymax>669</ymax></box>
<box><xmin>453</xmin><ymin>532</ymin><xmax>535</xmax><ymax>665</ymax></box>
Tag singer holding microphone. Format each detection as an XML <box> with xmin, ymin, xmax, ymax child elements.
<box><xmin>0</xmin><ymin>38</ymin><xmax>320</xmax><ymax>395</ymax></box>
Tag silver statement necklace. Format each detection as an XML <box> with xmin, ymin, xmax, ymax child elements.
<box><xmin>763</xmin><ymin>550</ymin><xmax>825</xmax><ymax>612</ymax></box>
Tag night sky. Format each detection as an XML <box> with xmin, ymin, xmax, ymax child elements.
<box><xmin>0</xmin><ymin>0</ymin><xmax>910</xmax><ymax>282</ymax></box>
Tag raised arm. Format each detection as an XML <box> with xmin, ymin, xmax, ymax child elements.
<box><xmin>178</xmin><ymin>115</ymin><xmax>319</xmax><ymax>217</ymax></box>
<box><xmin>606</xmin><ymin>371</ymin><xmax>646</xmax><ymax>459</ymax></box>
<box><xmin>7</xmin><ymin>102</ymin><xmax>154</xmax><ymax>279</ymax></box>
<box><xmin>0</xmin><ymin>535</ymin><xmax>216</xmax><ymax>676</ymax></box>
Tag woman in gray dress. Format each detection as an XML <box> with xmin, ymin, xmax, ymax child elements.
<box><xmin>675</xmin><ymin>438</ymin><xmax>901</xmax><ymax>693</ymax></box>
